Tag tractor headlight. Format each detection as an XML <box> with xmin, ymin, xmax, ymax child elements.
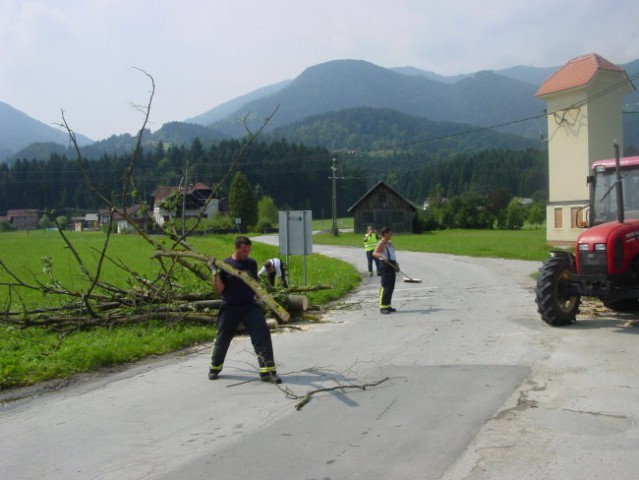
<box><xmin>594</xmin><ymin>243</ymin><xmax>606</xmax><ymax>251</ymax></box>
<box><xmin>578</xmin><ymin>243</ymin><xmax>589</xmax><ymax>251</ymax></box>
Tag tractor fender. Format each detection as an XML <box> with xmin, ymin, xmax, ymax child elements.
<box><xmin>548</xmin><ymin>250</ymin><xmax>576</xmax><ymax>270</ymax></box>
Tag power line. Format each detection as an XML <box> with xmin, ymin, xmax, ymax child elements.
<box><xmin>2</xmin><ymin>71</ymin><xmax>637</xmax><ymax>188</ymax></box>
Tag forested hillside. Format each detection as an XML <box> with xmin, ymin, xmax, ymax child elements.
<box><xmin>9</xmin><ymin>122</ymin><xmax>226</xmax><ymax>164</ymax></box>
<box><xmin>1</xmin><ymin>136</ymin><xmax>547</xmax><ymax>219</ymax></box>
<box><xmin>266</xmin><ymin>107</ymin><xmax>541</xmax><ymax>153</ymax></box>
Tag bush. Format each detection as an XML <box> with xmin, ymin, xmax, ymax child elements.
<box><xmin>413</xmin><ymin>210</ymin><xmax>439</xmax><ymax>233</ymax></box>
<box><xmin>258</xmin><ymin>196</ymin><xmax>278</xmax><ymax>227</ymax></box>
<box><xmin>0</xmin><ymin>221</ymin><xmax>16</xmax><ymax>232</ymax></box>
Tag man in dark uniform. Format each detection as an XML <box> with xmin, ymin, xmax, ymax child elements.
<box><xmin>208</xmin><ymin>236</ymin><xmax>281</xmax><ymax>383</ymax></box>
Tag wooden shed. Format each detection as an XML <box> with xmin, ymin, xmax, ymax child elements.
<box><xmin>347</xmin><ymin>180</ymin><xmax>418</xmax><ymax>234</ymax></box>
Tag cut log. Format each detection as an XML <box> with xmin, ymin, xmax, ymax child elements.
<box><xmin>286</xmin><ymin>294</ymin><xmax>309</xmax><ymax>312</ymax></box>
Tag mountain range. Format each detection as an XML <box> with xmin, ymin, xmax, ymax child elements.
<box><xmin>2</xmin><ymin>57</ymin><xmax>639</xmax><ymax>162</ymax></box>
<box><xmin>0</xmin><ymin>102</ymin><xmax>92</xmax><ymax>160</ymax></box>
<box><xmin>195</xmin><ymin>59</ymin><xmax>548</xmax><ymax>140</ymax></box>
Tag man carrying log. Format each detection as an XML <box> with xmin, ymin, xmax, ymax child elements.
<box><xmin>208</xmin><ymin>236</ymin><xmax>282</xmax><ymax>384</ymax></box>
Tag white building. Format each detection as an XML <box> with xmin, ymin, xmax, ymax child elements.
<box><xmin>153</xmin><ymin>183</ymin><xmax>220</xmax><ymax>226</ymax></box>
<box><xmin>536</xmin><ymin>53</ymin><xmax>635</xmax><ymax>245</ymax></box>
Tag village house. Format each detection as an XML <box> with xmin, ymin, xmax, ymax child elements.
<box><xmin>348</xmin><ymin>180</ymin><xmax>418</xmax><ymax>234</ymax></box>
<box><xmin>152</xmin><ymin>183</ymin><xmax>223</xmax><ymax>226</ymax></box>
<box><xmin>98</xmin><ymin>205</ymin><xmax>144</xmax><ymax>234</ymax></box>
<box><xmin>72</xmin><ymin>213</ymin><xmax>99</xmax><ymax>231</ymax></box>
<box><xmin>3</xmin><ymin>209</ymin><xmax>40</xmax><ymax>230</ymax></box>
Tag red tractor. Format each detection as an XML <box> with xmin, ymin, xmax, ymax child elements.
<box><xmin>535</xmin><ymin>145</ymin><xmax>639</xmax><ymax>325</ymax></box>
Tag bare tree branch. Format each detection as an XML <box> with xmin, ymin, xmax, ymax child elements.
<box><xmin>0</xmin><ymin>72</ymin><xmax>295</xmax><ymax>336</ymax></box>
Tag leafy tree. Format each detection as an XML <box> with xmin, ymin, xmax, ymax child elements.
<box><xmin>56</xmin><ymin>216</ymin><xmax>68</xmax><ymax>229</ymax></box>
<box><xmin>39</xmin><ymin>215</ymin><xmax>54</xmax><ymax>229</ymax></box>
<box><xmin>504</xmin><ymin>197</ymin><xmax>527</xmax><ymax>230</ymax></box>
<box><xmin>228</xmin><ymin>171</ymin><xmax>258</xmax><ymax>231</ymax></box>
<box><xmin>258</xmin><ymin>195</ymin><xmax>278</xmax><ymax>229</ymax></box>
<box><xmin>527</xmin><ymin>203</ymin><xmax>545</xmax><ymax>228</ymax></box>
<box><xmin>486</xmin><ymin>187</ymin><xmax>511</xmax><ymax>216</ymax></box>
<box><xmin>413</xmin><ymin>209</ymin><xmax>439</xmax><ymax>232</ymax></box>
<box><xmin>0</xmin><ymin>221</ymin><xmax>16</xmax><ymax>232</ymax></box>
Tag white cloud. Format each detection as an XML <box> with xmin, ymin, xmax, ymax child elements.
<box><xmin>1</xmin><ymin>0</ymin><xmax>637</xmax><ymax>139</ymax></box>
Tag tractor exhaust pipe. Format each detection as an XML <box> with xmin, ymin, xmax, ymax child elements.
<box><xmin>615</xmin><ymin>141</ymin><xmax>624</xmax><ymax>223</ymax></box>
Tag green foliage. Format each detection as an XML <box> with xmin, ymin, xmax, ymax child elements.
<box><xmin>56</xmin><ymin>215</ymin><xmax>68</xmax><ymax>228</ymax></box>
<box><xmin>1</xmin><ymin>131</ymin><xmax>548</xmax><ymax>226</ymax></box>
<box><xmin>0</xmin><ymin>221</ymin><xmax>16</xmax><ymax>232</ymax></box>
<box><xmin>270</xmin><ymin>107</ymin><xmax>540</xmax><ymax>154</ymax></box>
<box><xmin>228</xmin><ymin>171</ymin><xmax>258</xmax><ymax>230</ymax></box>
<box><xmin>168</xmin><ymin>213</ymin><xmax>235</xmax><ymax>233</ymax></box>
<box><xmin>504</xmin><ymin>197</ymin><xmax>527</xmax><ymax>230</ymax></box>
<box><xmin>527</xmin><ymin>203</ymin><xmax>545</xmax><ymax>228</ymax></box>
<box><xmin>426</xmin><ymin>191</ymin><xmax>495</xmax><ymax>229</ymax></box>
<box><xmin>412</xmin><ymin>210</ymin><xmax>439</xmax><ymax>233</ymax></box>
<box><xmin>38</xmin><ymin>214</ymin><xmax>54</xmax><ymax>229</ymax></box>
<box><xmin>257</xmin><ymin>195</ymin><xmax>278</xmax><ymax>228</ymax></box>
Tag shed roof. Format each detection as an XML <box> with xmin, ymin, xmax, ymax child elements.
<box><xmin>347</xmin><ymin>180</ymin><xmax>418</xmax><ymax>212</ymax></box>
<box><xmin>536</xmin><ymin>53</ymin><xmax>629</xmax><ymax>97</ymax></box>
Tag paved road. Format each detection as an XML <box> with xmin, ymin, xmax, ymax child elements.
<box><xmin>2</xmin><ymin>237</ymin><xmax>639</xmax><ymax>479</ymax></box>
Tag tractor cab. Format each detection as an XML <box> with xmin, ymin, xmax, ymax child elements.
<box><xmin>589</xmin><ymin>155</ymin><xmax>639</xmax><ymax>225</ymax></box>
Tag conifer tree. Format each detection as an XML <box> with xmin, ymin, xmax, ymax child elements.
<box><xmin>228</xmin><ymin>171</ymin><xmax>258</xmax><ymax>231</ymax></box>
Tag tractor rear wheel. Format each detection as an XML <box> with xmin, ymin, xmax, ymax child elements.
<box><xmin>535</xmin><ymin>255</ymin><xmax>580</xmax><ymax>326</ymax></box>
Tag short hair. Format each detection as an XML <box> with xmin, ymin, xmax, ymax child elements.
<box><xmin>234</xmin><ymin>236</ymin><xmax>252</xmax><ymax>248</ymax></box>
<box><xmin>380</xmin><ymin>226</ymin><xmax>392</xmax><ymax>235</ymax></box>
<box><xmin>263</xmin><ymin>260</ymin><xmax>273</xmax><ymax>268</ymax></box>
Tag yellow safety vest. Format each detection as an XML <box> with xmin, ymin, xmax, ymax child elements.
<box><xmin>364</xmin><ymin>232</ymin><xmax>379</xmax><ymax>251</ymax></box>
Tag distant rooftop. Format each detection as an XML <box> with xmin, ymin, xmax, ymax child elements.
<box><xmin>535</xmin><ymin>53</ymin><xmax>625</xmax><ymax>97</ymax></box>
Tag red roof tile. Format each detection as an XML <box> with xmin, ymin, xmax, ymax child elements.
<box><xmin>536</xmin><ymin>53</ymin><xmax>625</xmax><ymax>97</ymax></box>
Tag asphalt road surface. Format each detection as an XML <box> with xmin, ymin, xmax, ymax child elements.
<box><xmin>2</xmin><ymin>236</ymin><xmax>639</xmax><ymax>479</ymax></box>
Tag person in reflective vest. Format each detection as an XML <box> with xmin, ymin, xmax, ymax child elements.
<box><xmin>373</xmin><ymin>226</ymin><xmax>397</xmax><ymax>314</ymax></box>
<box><xmin>363</xmin><ymin>225</ymin><xmax>380</xmax><ymax>277</ymax></box>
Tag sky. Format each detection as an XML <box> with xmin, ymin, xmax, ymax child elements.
<box><xmin>1</xmin><ymin>0</ymin><xmax>638</xmax><ymax>141</ymax></box>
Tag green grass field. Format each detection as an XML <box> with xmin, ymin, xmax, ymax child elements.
<box><xmin>315</xmin><ymin>226</ymin><xmax>553</xmax><ymax>261</ymax></box>
<box><xmin>0</xmin><ymin>230</ymin><xmax>360</xmax><ymax>388</ymax></box>
<box><xmin>1</xmin><ymin>225</ymin><xmax>553</xmax><ymax>389</ymax></box>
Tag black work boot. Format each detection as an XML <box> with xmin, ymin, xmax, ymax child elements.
<box><xmin>261</xmin><ymin>373</ymin><xmax>282</xmax><ymax>384</ymax></box>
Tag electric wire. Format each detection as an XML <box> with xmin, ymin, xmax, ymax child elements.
<box><xmin>2</xmin><ymin>71</ymin><xmax>638</xmax><ymax>187</ymax></box>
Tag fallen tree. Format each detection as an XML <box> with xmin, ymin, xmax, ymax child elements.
<box><xmin>0</xmin><ymin>70</ymin><xmax>308</xmax><ymax>335</ymax></box>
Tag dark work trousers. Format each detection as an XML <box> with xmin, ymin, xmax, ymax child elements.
<box><xmin>366</xmin><ymin>249</ymin><xmax>380</xmax><ymax>274</ymax></box>
<box><xmin>379</xmin><ymin>261</ymin><xmax>397</xmax><ymax>308</ymax></box>
<box><xmin>267</xmin><ymin>264</ymin><xmax>288</xmax><ymax>288</ymax></box>
<box><xmin>210</xmin><ymin>303</ymin><xmax>276</xmax><ymax>377</ymax></box>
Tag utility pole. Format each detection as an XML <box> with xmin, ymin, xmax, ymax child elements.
<box><xmin>330</xmin><ymin>158</ymin><xmax>339</xmax><ymax>236</ymax></box>
<box><xmin>182</xmin><ymin>158</ymin><xmax>188</xmax><ymax>237</ymax></box>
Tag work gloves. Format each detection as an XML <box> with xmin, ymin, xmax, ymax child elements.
<box><xmin>207</xmin><ymin>258</ymin><xmax>219</xmax><ymax>275</ymax></box>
